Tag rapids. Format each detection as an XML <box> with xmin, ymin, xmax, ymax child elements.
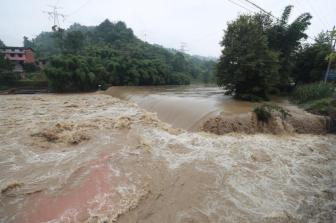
<box><xmin>0</xmin><ymin>93</ymin><xmax>335</xmax><ymax>223</ymax></box>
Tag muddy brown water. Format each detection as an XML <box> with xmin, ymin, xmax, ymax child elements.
<box><xmin>1</xmin><ymin>93</ymin><xmax>335</xmax><ymax>223</ymax></box>
<box><xmin>105</xmin><ymin>85</ymin><xmax>267</xmax><ymax>130</ymax></box>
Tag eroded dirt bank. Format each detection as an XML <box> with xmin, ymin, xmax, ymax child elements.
<box><xmin>202</xmin><ymin>105</ymin><xmax>329</xmax><ymax>135</ymax></box>
<box><xmin>0</xmin><ymin>94</ymin><xmax>335</xmax><ymax>223</ymax></box>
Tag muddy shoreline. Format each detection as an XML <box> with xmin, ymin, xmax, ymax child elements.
<box><xmin>1</xmin><ymin>93</ymin><xmax>335</xmax><ymax>223</ymax></box>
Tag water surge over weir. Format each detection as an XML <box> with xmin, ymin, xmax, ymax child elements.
<box><xmin>105</xmin><ymin>85</ymin><xmax>329</xmax><ymax>135</ymax></box>
<box><xmin>0</xmin><ymin>93</ymin><xmax>335</xmax><ymax>223</ymax></box>
<box><xmin>105</xmin><ymin>85</ymin><xmax>256</xmax><ymax>131</ymax></box>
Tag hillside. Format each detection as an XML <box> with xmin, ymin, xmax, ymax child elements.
<box><xmin>25</xmin><ymin>20</ymin><xmax>216</xmax><ymax>91</ymax></box>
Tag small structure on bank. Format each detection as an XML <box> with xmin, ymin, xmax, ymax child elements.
<box><xmin>0</xmin><ymin>47</ymin><xmax>36</xmax><ymax>72</ymax></box>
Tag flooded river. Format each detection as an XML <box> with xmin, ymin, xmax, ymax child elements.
<box><xmin>105</xmin><ymin>85</ymin><xmax>258</xmax><ymax>130</ymax></box>
<box><xmin>0</xmin><ymin>93</ymin><xmax>335</xmax><ymax>223</ymax></box>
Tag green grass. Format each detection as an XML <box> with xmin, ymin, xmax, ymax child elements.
<box><xmin>0</xmin><ymin>85</ymin><xmax>9</xmax><ymax>91</ymax></box>
<box><xmin>25</xmin><ymin>72</ymin><xmax>47</xmax><ymax>81</ymax></box>
<box><xmin>291</xmin><ymin>82</ymin><xmax>335</xmax><ymax>104</ymax></box>
<box><xmin>305</xmin><ymin>98</ymin><xmax>336</xmax><ymax>117</ymax></box>
<box><xmin>14</xmin><ymin>80</ymin><xmax>48</xmax><ymax>88</ymax></box>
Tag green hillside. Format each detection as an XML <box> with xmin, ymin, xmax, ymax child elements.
<box><xmin>25</xmin><ymin>20</ymin><xmax>216</xmax><ymax>91</ymax></box>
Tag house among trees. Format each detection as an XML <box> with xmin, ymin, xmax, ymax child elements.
<box><xmin>0</xmin><ymin>47</ymin><xmax>36</xmax><ymax>72</ymax></box>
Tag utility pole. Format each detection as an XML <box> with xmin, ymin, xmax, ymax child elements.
<box><xmin>324</xmin><ymin>26</ymin><xmax>336</xmax><ymax>83</ymax></box>
<box><xmin>43</xmin><ymin>5</ymin><xmax>66</xmax><ymax>30</ymax></box>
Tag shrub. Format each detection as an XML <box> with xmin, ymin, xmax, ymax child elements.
<box><xmin>236</xmin><ymin>94</ymin><xmax>268</xmax><ymax>102</ymax></box>
<box><xmin>0</xmin><ymin>71</ymin><xmax>19</xmax><ymax>85</ymax></box>
<box><xmin>306</xmin><ymin>99</ymin><xmax>336</xmax><ymax>116</ymax></box>
<box><xmin>14</xmin><ymin>80</ymin><xmax>48</xmax><ymax>88</ymax></box>
<box><xmin>254</xmin><ymin>103</ymin><xmax>291</xmax><ymax>123</ymax></box>
<box><xmin>168</xmin><ymin>72</ymin><xmax>190</xmax><ymax>85</ymax></box>
<box><xmin>44</xmin><ymin>55</ymin><xmax>98</xmax><ymax>92</ymax></box>
<box><xmin>291</xmin><ymin>82</ymin><xmax>335</xmax><ymax>104</ymax></box>
<box><xmin>254</xmin><ymin>106</ymin><xmax>272</xmax><ymax>122</ymax></box>
<box><xmin>25</xmin><ymin>72</ymin><xmax>47</xmax><ymax>81</ymax></box>
<box><xmin>23</xmin><ymin>63</ymin><xmax>39</xmax><ymax>73</ymax></box>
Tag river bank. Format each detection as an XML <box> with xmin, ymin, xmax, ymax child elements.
<box><xmin>1</xmin><ymin>93</ymin><xmax>335</xmax><ymax>222</ymax></box>
<box><xmin>201</xmin><ymin>104</ymin><xmax>329</xmax><ymax>135</ymax></box>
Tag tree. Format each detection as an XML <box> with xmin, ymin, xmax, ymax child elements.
<box><xmin>293</xmin><ymin>31</ymin><xmax>334</xmax><ymax>84</ymax></box>
<box><xmin>23</xmin><ymin>36</ymin><xmax>34</xmax><ymax>48</ymax></box>
<box><xmin>217</xmin><ymin>15</ymin><xmax>280</xmax><ymax>101</ymax></box>
<box><xmin>44</xmin><ymin>55</ymin><xmax>97</xmax><ymax>92</ymax></box>
<box><xmin>172</xmin><ymin>52</ymin><xmax>187</xmax><ymax>72</ymax></box>
<box><xmin>95</xmin><ymin>19</ymin><xmax>134</xmax><ymax>44</ymax></box>
<box><xmin>0</xmin><ymin>54</ymin><xmax>16</xmax><ymax>85</ymax></box>
<box><xmin>64</xmin><ymin>31</ymin><xmax>85</xmax><ymax>53</ymax></box>
<box><xmin>0</xmin><ymin>39</ymin><xmax>5</xmax><ymax>48</ymax></box>
<box><xmin>266</xmin><ymin>5</ymin><xmax>312</xmax><ymax>90</ymax></box>
<box><xmin>29</xmin><ymin>19</ymin><xmax>213</xmax><ymax>91</ymax></box>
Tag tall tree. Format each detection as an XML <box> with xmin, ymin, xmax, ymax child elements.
<box><xmin>0</xmin><ymin>39</ymin><xmax>5</xmax><ymax>48</ymax></box>
<box><xmin>172</xmin><ymin>52</ymin><xmax>187</xmax><ymax>72</ymax></box>
<box><xmin>293</xmin><ymin>31</ymin><xmax>334</xmax><ymax>84</ymax></box>
<box><xmin>23</xmin><ymin>36</ymin><xmax>34</xmax><ymax>48</ymax></box>
<box><xmin>267</xmin><ymin>5</ymin><xmax>312</xmax><ymax>90</ymax></box>
<box><xmin>217</xmin><ymin>14</ymin><xmax>280</xmax><ymax>101</ymax></box>
<box><xmin>0</xmin><ymin>53</ymin><xmax>15</xmax><ymax>85</ymax></box>
<box><xmin>64</xmin><ymin>31</ymin><xmax>85</xmax><ymax>53</ymax></box>
<box><xmin>25</xmin><ymin>19</ymin><xmax>213</xmax><ymax>91</ymax></box>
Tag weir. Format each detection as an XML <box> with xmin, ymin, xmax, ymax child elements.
<box><xmin>105</xmin><ymin>85</ymin><xmax>257</xmax><ymax>130</ymax></box>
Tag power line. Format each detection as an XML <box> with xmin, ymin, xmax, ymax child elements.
<box><xmin>311</xmin><ymin>0</ymin><xmax>334</xmax><ymax>26</ymax></box>
<box><xmin>67</xmin><ymin>0</ymin><xmax>92</xmax><ymax>17</ymax></box>
<box><xmin>304</xmin><ymin>0</ymin><xmax>327</xmax><ymax>27</ymax></box>
<box><xmin>227</xmin><ymin>0</ymin><xmax>254</xmax><ymax>13</ymax></box>
<box><xmin>242</xmin><ymin>0</ymin><xmax>279</xmax><ymax>21</ymax></box>
<box><xmin>242</xmin><ymin>0</ymin><xmax>315</xmax><ymax>41</ymax></box>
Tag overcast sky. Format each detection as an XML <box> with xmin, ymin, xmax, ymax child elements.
<box><xmin>1</xmin><ymin>0</ymin><xmax>335</xmax><ymax>57</ymax></box>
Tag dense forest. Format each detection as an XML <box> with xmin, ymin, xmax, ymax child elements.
<box><xmin>23</xmin><ymin>20</ymin><xmax>215</xmax><ymax>91</ymax></box>
<box><xmin>217</xmin><ymin>5</ymin><xmax>335</xmax><ymax>101</ymax></box>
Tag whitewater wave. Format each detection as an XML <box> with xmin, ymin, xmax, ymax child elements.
<box><xmin>0</xmin><ymin>93</ymin><xmax>335</xmax><ymax>223</ymax></box>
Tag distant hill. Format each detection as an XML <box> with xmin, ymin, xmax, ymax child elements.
<box><xmin>25</xmin><ymin>19</ymin><xmax>215</xmax><ymax>91</ymax></box>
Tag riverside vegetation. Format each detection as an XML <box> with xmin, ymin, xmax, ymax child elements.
<box><xmin>292</xmin><ymin>82</ymin><xmax>336</xmax><ymax>131</ymax></box>
<box><xmin>216</xmin><ymin>5</ymin><xmax>335</xmax><ymax>102</ymax></box>
<box><xmin>0</xmin><ymin>5</ymin><xmax>335</xmax><ymax>121</ymax></box>
<box><xmin>215</xmin><ymin>5</ymin><xmax>335</xmax><ymax>128</ymax></box>
<box><xmin>0</xmin><ymin>20</ymin><xmax>215</xmax><ymax>92</ymax></box>
<box><xmin>1</xmin><ymin>5</ymin><xmax>334</xmax><ymax>100</ymax></box>
<box><xmin>1</xmin><ymin>4</ymin><xmax>336</xmax><ymax>222</ymax></box>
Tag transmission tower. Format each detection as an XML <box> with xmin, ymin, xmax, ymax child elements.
<box><xmin>141</xmin><ymin>29</ymin><xmax>147</xmax><ymax>42</ymax></box>
<box><xmin>180</xmin><ymin>42</ymin><xmax>187</xmax><ymax>53</ymax></box>
<box><xmin>43</xmin><ymin>5</ymin><xmax>66</xmax><ymax>30</ymax></box>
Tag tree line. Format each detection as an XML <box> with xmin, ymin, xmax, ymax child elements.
<box><xmin>217</xmin><ymin>5</ymin><xmax>335</xmax><ymax>101</ymax></box>
<box><xmin>22</xmin><ymin>20</ymin><xmax>215</xmax><ymax>92</ymax></box>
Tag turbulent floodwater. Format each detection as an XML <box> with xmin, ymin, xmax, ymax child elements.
<box><xmin>0</xmin><ymin>93</ymin><xmax>335</xmax><ymax>223</ymax></box>
<box><xmin>105</xmin><ymin>85</ymin><xmax>260</xmax><ymax>130</ymax></box>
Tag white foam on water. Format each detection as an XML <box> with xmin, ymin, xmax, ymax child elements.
<box><xmin>1</xmin><ymin>94</ymin><xmax>335</xmax><ymax>223</ymax></box>
<box><xmin>139</xmin><ymin>126</ymin><xmax>336</xmax><ymax>221</ymax></box>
